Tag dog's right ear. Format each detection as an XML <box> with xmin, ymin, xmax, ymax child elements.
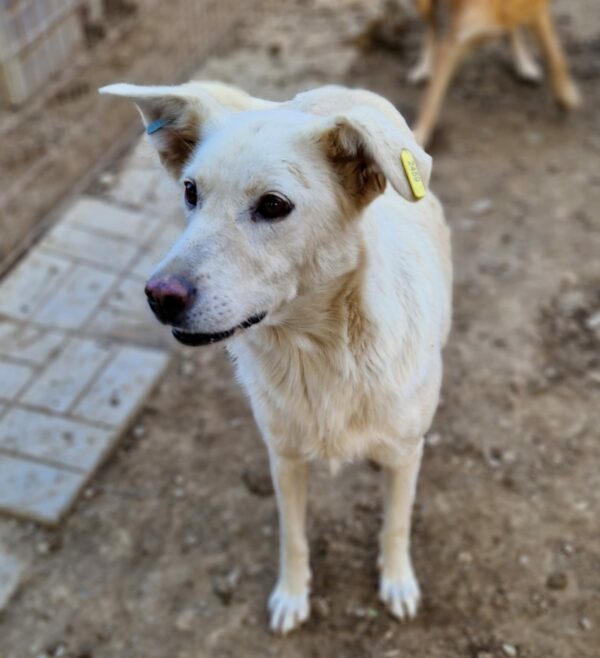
<box><xmin>99</xmin><ymin>83</ymin><xmax>228</xmax><ymax>179</ymax></box>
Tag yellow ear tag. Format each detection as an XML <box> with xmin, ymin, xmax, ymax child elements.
<box><xmin>400</xmin><ymin>149</ymin><xmax>426</xmax><ymax>200</ymax></box>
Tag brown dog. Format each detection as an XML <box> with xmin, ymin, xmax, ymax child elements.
<box><xmin>411</xmin><ymin>0</ymin><xmax>581</xmax><ymax>145</ymax></box>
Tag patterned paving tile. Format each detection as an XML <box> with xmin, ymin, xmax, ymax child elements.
<box><xmin>0</xmin><ymin>455</ymin><xmax>86</xmax><ymax>524</ymax></box>
<box><xmin>73</xmin><ymin>346</ymin><xmax>169</xmax><ymax>426</ymax></box>
<box><xmin>20</xmin><ymin>337</ymin><xmax>112</xmax><ymax>414</ymax></box>
<box><xmin>0</xmin><ymin>137</ymin><xmax>172</xmax><ymax>527</ymax></box>
<box><xmin>0</xmin><ymin>408</ymin><xmax>113</xmax><ymax>472</ymax></box>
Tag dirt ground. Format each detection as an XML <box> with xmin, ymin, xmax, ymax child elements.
<box><xmin>1</xmin><ymin>0</ymin><xmax>599</xmax><ymax>656</ymax></box>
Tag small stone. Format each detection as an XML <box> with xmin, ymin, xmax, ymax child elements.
<box><xmin>585</xmin><ymin>310</ymin><xmax>600</xmax><ymax>331</ymax></box>
<box><xmin>502</xmin><ymin>643</ymin><xmax>518</xmax><ymax>657</ymax></box>
<box><xmin>313</xmin><ymin>596</ymin><xmax>330</xmax><ymax>619</ymax></box>
<box><xmin>518</xmin><ymin>555</ymin><xmax>529</xmax><ymax>566</ymax></box>
<box><xmin>174</xmin><ymin>608</ymin><xmax>196</xmax><ymax>632</ymax></box>
<box><xmin>471</xmin><ymin>198</ymin><xmax>492</xmax><ymax>215</ymax></box>
<box><xmin>477</xmin><ymin>653</ymin><xmax>494</xmax><ymax>658</ymax></box>
<box><xmin>132</xmin><ymin>424</ymin><xmax>146</xmax><ymax>439</ymax></box>
<box><xmin>525</xmin><ymin>131</ymin><xmax>542</xmax><ymax>145</ymax></box>
<box><xmin>546</xmin><ymin>572</ymin><xmax>568</xmax><ymax>590</ymax></box>
<box><xmin>180</xmin><ymin>360</ymin><xmax>195</xmax><ymax>377</ymax></box>
<box><xmin>212</xmin><ymin>567</ymin><xmax>240</xmax><ymax>605</ymax></box>
<box><xmin>562</xmin><ymin>542</ymin><xmax>574</xmax><ymax>555</ymax></box>
<box><xmin>172</xmin><ymin>487</ymin><xmax>185</xmax><ymax>499</ymax></box>
<box><xmin>458</xmin><ymin>551</ymin><xmax>472</xmax><ymax>564</ymax></box>
<box><xmin>83</xmin><ymin>487</ymin><xmax>95</xmax><ymax>499</ymax></box>
<box><xmin>426</xmin><ymin>432</ymin><xmax>441</xmax><ymax>446</ymax></box>
<box><xmin>579</xmin><ymin>616</ymin><xmax>592</xmax><ymax>631</ymax></box>
<box><xmin>241</xmin><ymin>467</ymin><xmax>274</xmax><ymax>497</ymax></box>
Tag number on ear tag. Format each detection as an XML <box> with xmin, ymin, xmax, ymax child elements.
<box><xmin>401</xmin><ymin>149</ymin><xmax>426</xmax><ymax>200</ymax></box>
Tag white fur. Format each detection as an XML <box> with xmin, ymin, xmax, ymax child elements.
<box><xmin>101</xmin><ymin>81</ymin><xmax>452</xmax><ymax>634</ymax></box>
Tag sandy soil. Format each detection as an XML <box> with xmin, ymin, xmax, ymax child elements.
<box><xmin>0</xmin><ymin>0</ymin><xmax>599</xmax><ymax>656</ymax></box>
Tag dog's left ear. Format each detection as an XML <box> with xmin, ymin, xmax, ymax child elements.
<box><xmin>316</xmin><ymin>105</ymin><xmax>432</xmax><ymax>206</ymax></box>
<box><xmin>99</xmin><ymin>83</ymin><xmax>228</xmax><ymax>179</ymax></box>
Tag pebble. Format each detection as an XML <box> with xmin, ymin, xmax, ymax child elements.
<box><xmin>180</xmin><ymin>360</ymin><xmax>195</xmax><ymax>377</ymax></box>
<box><xmin>476</xmin><ymin>653</ymin><xmax>493</xmax><ymax>658</ymax></box>
<box><xmin>579</xmin><ymin>616</ymin><xmax>592</xmax><ymax>631</ymax></box>
<box><xmin>313</xmin><ymin>596</ymin><xmax>330</xmax><ymax>619</ymax></box>
<box><xmin>132</xmin><ymin>424</ymin><xmax>146</xmax><ymax>439</ymax></box>
<box><xmin>470</xmin><ymin>198</ymin><xmax>493</xmax><ymax>215</ymax></box>
<box><xmin>426</xmin><ymin>432</ymin><xmax>441</xmax><ymax>446</ymax></box>
<box><xmin>174</xmin><ymin>608</ymin><xmax>196</xmax><ymax>632</ymax></box>
<box><xmin>241</xmin><ymin>467</ymin><xmax>274</xmax><ymax>497</ymax></box>
<box><xmin>502</xmin><ymin>643</ymin><xmax>518</xmax><ymax>657</ymax></box>
<box><xmin>546</xmin><ymin>572</ymin><xmax>568</xmax><ymax>590</ymax></box>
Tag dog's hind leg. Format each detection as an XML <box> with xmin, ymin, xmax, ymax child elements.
<box><xmin>376</xmin><ymin>441</ymin><xmax>423</xmax><ymax>619</ymax></box>
<box><xmin>409</xmin><ymin>0</ymin><xmax>439</xmax><ymax>84</ymax></box>
<box><xmin>510</xmin><ymin>28</ymin><xmax>542</xmax><ymax>82</ymax></box>
<box><xmin>532</xmin><ymin>3</ymin><xmax>581</xmax><ymax>109</ymax></box>
<box><xmin>268</xmin><ymin>451</ymin><xmax>311</xmax><ymax>635</ymax></box>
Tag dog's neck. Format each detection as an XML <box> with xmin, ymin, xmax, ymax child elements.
<box><xmin>248</xmin><ymin>233</ymin><xmax>371</xmax><ymax>356</ymax></box>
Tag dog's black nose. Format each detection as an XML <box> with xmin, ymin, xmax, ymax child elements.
<box><xmin>144</xmin><ymin>276</ymin><xmax>195</xmax><ymax>324</ymax></box>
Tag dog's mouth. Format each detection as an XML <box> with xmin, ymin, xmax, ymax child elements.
<box><xmin>171</xmin><ymin>311</ymin><xmax>267</xmax><ymax>346</ymax></box>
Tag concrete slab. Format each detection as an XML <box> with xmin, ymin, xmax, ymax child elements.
<box><xmin>108</xmin><ymin>168</ymin><xmax>163</xmax><ymax>210</ymax></box>
<box><xmin>0</xmin><ymin>320</ymin><xmax>65</xmax><ymax>366</ymax></box>
<box><xmin>0</xmin><ymin>250</ymin><xmax>72</xmax><ymax>321</ymax></box>
<box><xmin>0</xmin><ymin>455</ymin><xmax>86</xmax><ymax>524</ymax></box>
<box><xmin>0</xmin><ymin>408</ymin><xmax>112</xmax><ymax>472</ymax></box>
<box><xmin>20</xmin><ymin>338</ymin><xmax>112</xmax><ymax>414</ymax></box>
<box><xmin>0</xmin><ymin>546</ymin><xmax>24</xmax><ymax>612</ymax></box>
<box><xmin>34</xmin><ymin>264</ymin><xmax>117</xmax><ymax>330</ymax></box>
<box><xmin>63</xmin><ymin>196</ymin><xmax>156</xmax><ymax>241</ymax></box>
<box><xmin>73</xmin><ymin>346</ymin><xmax>169</xmax><ymax>426</ymax></box>
<box><xmin>0</xmin><ymin>361</ymin><xmax>34</xmax><ymax>401</ymax></box>
<box><xmin>43</xmin><ymin>223</ymin><xmax>139</xmax><ymax>272</ymax></box>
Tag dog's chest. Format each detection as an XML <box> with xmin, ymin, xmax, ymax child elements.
<box><xmin>230</xmin><ymin>336</ymin><xmax>431</xmax><ymax>462</ymax></box>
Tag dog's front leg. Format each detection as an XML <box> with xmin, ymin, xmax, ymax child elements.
<box><xmin>267</xmin><ymin>450</ymin><xmax>310</xmax><ymax>634</ymax></box>
<box><xmin>376</xmin><ymin>441</ymin><xmax>423</xmax><ymax>620</ymax></box>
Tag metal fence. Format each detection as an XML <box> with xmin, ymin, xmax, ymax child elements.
<box><xmin>0</xmin><ymin>0</ymin><xmax>261</xmax><ymax>273</ymax></box>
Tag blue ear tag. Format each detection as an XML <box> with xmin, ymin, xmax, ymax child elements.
<box><xmin>146</xmin><ymin>117</ymin><xmax>170</xmax><ymax>135</ymax></box>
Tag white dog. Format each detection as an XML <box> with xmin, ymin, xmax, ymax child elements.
<box><xmin>100</xmin><ymin>81</ymin><xmax>452</xmax><ymax>634</ymax></box>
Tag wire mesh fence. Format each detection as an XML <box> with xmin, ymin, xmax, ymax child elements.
<box><xmin>0</xmin><ymin>0</ymin><xmax>266</xmax><ymax>273</ymax></box>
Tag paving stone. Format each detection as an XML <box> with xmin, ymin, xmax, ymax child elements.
<box><xmin>109</xmin><ymin>168</ymin><xmax>163</xmax><ymax>209</ymax></box>
<box><xmin>73</xmin><ymin>346</ymin><xmax>169</xmax><ymax>426</ymax></box>
<box><xmin>21</xmin><ymin>338</ymin><xmax>112</xmax><ymax>414</ymax></box>
<box><xmin>0</xmin><ymin>361</ymin><xmax>34</xmax><ymax>401</ymax></box>
<box><xmin>34</xmin><ymin>264</ymin><xmax>117</xmax><ymax>330</ymax></box>
<box><xmin>0</xmin><ymin>320</ymin><xmax>65</xmax><ymax>366</ymax></box>
<box><xmin>130</xmin><ymin>220</ymin><xmax>183</xmax><ymax>280</ymax></box>
<box><xmin>0</xmin><ymin>250</ymin><xmax>72</xmax><ymax>320</ymax></box>
<box><xmin>43</xmin><ymin>223</ymin><xmax>139</xmax><ymax>272</ymax></box>
<box><xmin>0</xmin><ymin>455</ymin><xmax>86</xmax><ymax>524</ymax></box>
<box><xmin>63</xmin><ymin>196</ymin><xmax>156</xmax><ymax>241</ymax></box>
<box><xmin>0</xmin><ymin>546</ymin><xmax>24</xmax><ymax>612</ymax></box>
<box><xmin>0</xmin><ymin>408</ymin><xmax>113</xmax><ymax>472</ymax></box>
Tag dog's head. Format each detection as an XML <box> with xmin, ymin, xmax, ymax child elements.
<box><xmin>100</xmin><ymin>83</ymin><xmax>431</xmax><ymax>346</ymax></box>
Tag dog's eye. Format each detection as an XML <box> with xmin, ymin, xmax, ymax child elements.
<box><xmin>255</xmin><ymin>193</ymin><xmax>293</xmax><ymax>221</ymax></box>
<box><xmin>183</xmin><ymin>179</ymin><xmax>198</xmax><ymax>209</ymax></box>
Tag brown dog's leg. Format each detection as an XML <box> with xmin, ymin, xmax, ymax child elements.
<box><xmin>532</xmin><ymin>4</ymin><xmax>581</xmax><ymax>109</ymax></box>
<box><xmin>413</xmin><ymin>28</ymin><xmax>475</xmax><ymax>146</ymax></box>
<box><xmin>409</xmin><ymin>0</ymin><xmax>439</xmax><ymax>84</ymax></box>
<box><xmin>268</xmin><ymin>451</ymin><xmax>310</xmax><ymax>634</ymax></box>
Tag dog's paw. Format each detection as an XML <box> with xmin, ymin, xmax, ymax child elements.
<box><xmin>379</xmin><ymin>572</ymin><xmax>420</xmax><ymax>620</ymax></box>
<box><xmin>408</xmin><ymin>62</ymin><xmax>431</xmax><ymax>85</ymax></box>
<box><xmin>268</xmin><ymin>585</ymin><xmax>310</xmax><ymax>635</ymax></box>
<box><xmin>556</xmin><ymin>79</ymin><xmax>582</xmax><ymax>110</ymax></box>
<box><xmin>514</xmin><ymin>58</ymin><xmax>543</xmax><ymax>83</ymax></box>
